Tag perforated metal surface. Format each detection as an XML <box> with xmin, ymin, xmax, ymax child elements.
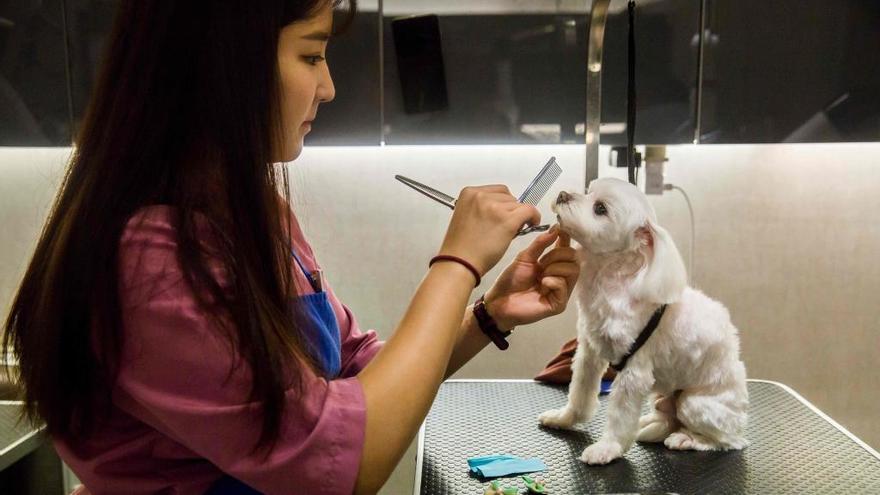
<box><xmin>0</xmin><ymin>402</ymin><xmax>44</xmax><ymax>471</ymax></box>
<box><xmin>417</xmin><ymin>381</ymin><xmax>880</xmax><ymax>494</ymax></box>
<box><xmin>0</xmin><ymin>404</ymin><xmax>29</xmax><ymax>449</ymax></box>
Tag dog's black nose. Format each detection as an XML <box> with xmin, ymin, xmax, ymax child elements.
<box><xmin>556</xmin><ymin>191</ymin><xmax>571</xmax><ymax>205</ymax></box>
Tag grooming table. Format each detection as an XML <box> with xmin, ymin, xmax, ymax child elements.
<box><xmin>415</xmin><ymin>380</ymin><xmax>880</xmax><ymax>494</ymax></box>
<box><xmin>0</xmin><ymin>401</ymin><xmax>44</xmax><ymax>472</ymax></box>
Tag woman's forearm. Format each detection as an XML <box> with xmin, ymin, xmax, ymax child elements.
<box><xmin>354</xmin><ymin>262</ymin><xmax>475</xmax><ymax>494</ymax></box>
<box><xmin>444</xmin><ymin>306</ymin><xmax>492</xmax><ymax>379</ymax></box>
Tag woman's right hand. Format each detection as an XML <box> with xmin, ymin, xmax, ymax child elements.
<box><xmin>437</xmin><ymin>185</ymin><xmax>541</xmax><ymax>277</ymax></box>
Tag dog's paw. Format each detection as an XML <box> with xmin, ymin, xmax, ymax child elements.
<box><xmin>664</xmin><ymin>430</ymin><xmax>718</xmax><ymax>451</ymax></box>
<box><xmin>538</xmin><ymin>407</ymin><xmax>579</xmax><ymax>430</ymax></box>
<box><xmin>722</xmin><ymin>436</ymin><xmax>750</xmax><ymax>450</ymax></box>
<box><xmin>636</xmin><ymin>413</ymin><xmax>676</xmax><ymax>443</ymax></box>
<box><xmin>664</xmin><ymin>431</ymin><xmax>695</xmax><ymax>450</ymax></box>
<box><xmin>580</xmin><ymin>440</ymin><xmax>623</xmax><ymax>465</ymax></box>
<box><xmin>638</xmin><ymin>412</ymin><xmax>659</xmax><ymax>429</ymax></box>
<box><xmin>637</xmin><ymin>422</ymin><xmax>673</xmax><ymax>443</ymax></box>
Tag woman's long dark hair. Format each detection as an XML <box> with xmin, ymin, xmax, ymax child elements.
<box><xmin>3</xmin><ymin>0</ymin><xmax>354</xmax><ymax>450</ymax></box>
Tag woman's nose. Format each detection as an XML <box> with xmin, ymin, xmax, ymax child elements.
<box><xmin>318</xmin><ymin>67</ymin><xmax>336</xmax><ymax>103</ymax></box>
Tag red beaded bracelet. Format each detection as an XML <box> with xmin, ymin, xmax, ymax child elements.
<box><xmin>428</xmin><ymin>255</ymin><xmax>481</xmax><ymax>287</ymax></box>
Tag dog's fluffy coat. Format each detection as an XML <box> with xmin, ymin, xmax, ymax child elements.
<box><xmin>539</xmin><ymin>178</ymin><xmax>748</xmax><ymax>465</ymax></box>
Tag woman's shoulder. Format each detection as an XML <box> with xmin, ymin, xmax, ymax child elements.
<box><xmin>118</xmin><ymin>206</ymin><xmax>184</xmax><ymax>279</ymax></box>
<box><xmin>118</xmin><ymin>205</ymin><xmax>216</xmax><ymax>272</ymax></box>
<box><xmin>117</xmin><ymin>206</ymin><xmax>230</xmax><ymax>297</ymax></box>
<box><xmin>121</xmin><ymin>205</ymin><xmax>219</xmax><ymax>246</ymax></box>
<box><xmin>121</xmin><ymin>205</ymin><xmax>177</xmax><ymax>244</ymax></box>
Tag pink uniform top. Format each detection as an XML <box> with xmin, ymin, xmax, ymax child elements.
<box><xmin>54</xmin><ymin>205</ymin><xmax>384</xmax><ymax>495</ymax></box>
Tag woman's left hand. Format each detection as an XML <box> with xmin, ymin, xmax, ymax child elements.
<box><xmin>483</xmin><ymin>225</ymin><xmax>579</xmax><ymax>330</ymax></box>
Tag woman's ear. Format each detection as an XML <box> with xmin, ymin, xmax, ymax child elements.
<box><xmin>633</xmin><ymin>220</ymin><xmax>687</xmax><ymax>304</ymax></box>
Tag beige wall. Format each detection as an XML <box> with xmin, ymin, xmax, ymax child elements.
<box><xmin>1</xmin><ymin>143</ymin><xmax>878</xmax><ymax>493</ymax></box>
<box><xmin>0</xmin><ymin>148</ymin><xmax>69</xmax><ymax>320</ymax></box>
<box><xmin>642</xmin><ymin>143</ymin><xmax>880</xmax><ymax>451</ymax></box>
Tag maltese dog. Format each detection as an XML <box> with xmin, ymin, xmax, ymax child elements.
<box><xmin>538</xmin><ymin>178</ymin><xmax>748</xmax><ymax>465</ymax></box>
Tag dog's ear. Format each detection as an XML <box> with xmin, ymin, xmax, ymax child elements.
<box><xmin>633</xmin><ymin>220</ymin><xmax>687</xmax><ymax>304</ymax></box>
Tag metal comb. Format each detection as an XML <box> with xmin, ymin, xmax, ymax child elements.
<box><xmin>518</xmin><ymin>156</ymin><xmax>562</xmax><ymax>206</ymax></box>
<box><xmin>515</xmin><ymin>157</ymin><xmax>562</xmax><ymax>235</ymax></box>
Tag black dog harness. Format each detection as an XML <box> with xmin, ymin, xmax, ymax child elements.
<box><xmin>610</xmin><ymin>304</ymin><xmax>668</xmax><ymax>372</ymax></box>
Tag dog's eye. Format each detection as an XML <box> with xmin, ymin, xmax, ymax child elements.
<box><xmin>593</xmin><ymin>201</ymin><xmax>608</xmax><ymax>216</ymax></box>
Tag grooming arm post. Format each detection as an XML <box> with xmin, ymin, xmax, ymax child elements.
<box><xmin>585</xmin><ymin>0</ymin><xmax>612</xmax><ymax>193</ymax></box>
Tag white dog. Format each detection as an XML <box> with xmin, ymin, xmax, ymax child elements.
<box><xmin>538</xmin><ymin>178</ymin><xmax>748</xmax><ymax>465</ymax></box>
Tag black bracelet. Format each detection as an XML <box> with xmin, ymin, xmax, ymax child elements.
<box><xmin>472</xmin><ymin>295</ymin><xmax>511</xmax><ymax>350</ymax></box>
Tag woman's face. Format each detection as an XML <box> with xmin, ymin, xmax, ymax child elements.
<box><xmin>276</xmin><ymin>4</ymin><xmax>336</xmax><ymax>162</ymax></box>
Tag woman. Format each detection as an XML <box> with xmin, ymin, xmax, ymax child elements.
<box><xmin>4</xmin><ymin>1</ymin><xmax>579</xmax><ymax>494</ymax></box>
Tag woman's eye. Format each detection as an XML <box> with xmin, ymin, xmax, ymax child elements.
<box><xmin>304</xmin><ymin>55</ymin><xmax>325</xmax><ymax>65</ymax></box>
<box><xmin>593</xmin><ymin>201</ymin><xmax>608</xmax><ymax>216</ymax></box>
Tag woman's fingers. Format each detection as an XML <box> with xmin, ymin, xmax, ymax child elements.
<box><xmin>556</xmin><ymin>230</ymin><xmax>571</xmax><ymax>248</ymax></box>
<box><xmin>440</xmin><ymin>185</ymin><xmax>541</xmax><ymax>276</ymax></box>
<box><xmin>541</xmin><ymin>262</ymin><xmax>579</xmax><ymax>280</ymax></box>
<box><xmin>538</xmin><ymin>246</ymin><xmax>577</xmax><ymax>267</ymax></box>
<box><xmin>464</xmin><ymin>188</ymin><xmax>543</xmax><ymax>235</ymax></box>
<box><xmin>511</xmin><ymin>203</ymin><xmax>542</xmax><ymax>231</ymax></box>
<box><xmin>516</xmin><ymin>226</ymin><xmax>559</xmax><ymax>263</ymax></box>
<box><xmin>543</xmin><ymin>261</ymin><xmax>579</xmax><ymax>298</ymax></box>
<box><xmin>540</xmin><ymin>276</ymin><xmax>568</xmax><ymax>309</ymax></box>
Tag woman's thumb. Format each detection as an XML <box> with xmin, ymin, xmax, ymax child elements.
<box><xmin>517</xmin><ymin>225</ymin><xmax>559</xmax><ymax>263</ymax></box>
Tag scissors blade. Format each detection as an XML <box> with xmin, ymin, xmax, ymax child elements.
<box><xmin>395</xmin><ymin>175</ymin><xmax>456</xmax><ymax>209</ymax></box>
<box><xmin>516</xmin><ymin>224</ymin><xmax>551</xmax><ymax>236</ymax></box>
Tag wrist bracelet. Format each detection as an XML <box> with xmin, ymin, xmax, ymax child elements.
<box><xmin>473</xmin><ymin>295</ymin><xmax>511</xmax><ymax>350</ymax></box>
<box><xmin>429</xmin><ymin>255</ymin><xmax>481</xmax><ymax>287</ymax></box>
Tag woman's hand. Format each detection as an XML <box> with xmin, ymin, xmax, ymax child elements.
<box><xmin>438</xmin><ymin>185</ymin><xmax>541</xmax><ymax>277</ymax></box>
<box><xmin>483</xmin><ymin>225</ymin><xmax>579</xmax><ymax>330</ymax></box>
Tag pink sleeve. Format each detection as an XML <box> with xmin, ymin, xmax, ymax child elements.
<box><xmin>115</xmin><ymin>208</ymin><xmax>366</xmax><ymax>495</ymax></box>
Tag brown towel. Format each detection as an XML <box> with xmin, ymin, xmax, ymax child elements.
<box><xmin>534</xmin><ymin>338</ymin><xmax>618</xmax><ymax>384</ymax></box>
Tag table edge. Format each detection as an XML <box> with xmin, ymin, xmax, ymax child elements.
<box><xmin>412</xmin><ymin>378</ymin><xmax>880</xmax><ymax>495</ymax></box>
<box><xmin>747</xmin><ymin>379</ymin><xmax>880</xmax><ymax>461</ymax></box>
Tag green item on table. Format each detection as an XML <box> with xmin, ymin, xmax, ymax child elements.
<box><xmin>483</xmin><ymin>480</ymin><xmax>502</xmax><ymax>495</ymax></box>
<box><xmin>522</xmin><ymin>474</ymin><xmax>547</xmax><ymax>493</ymax></box>
<box><xmin>482</xmin><ymin>480</ymin><xmax>521</xmax><ymax>495</ymax></box>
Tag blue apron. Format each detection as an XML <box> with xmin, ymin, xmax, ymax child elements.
<box><xmin>205</xmin><ymin>250</ymin><xmax>342</xmax><ymax>495</ymax></box>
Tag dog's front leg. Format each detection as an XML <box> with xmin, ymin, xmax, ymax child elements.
<box><xmin>581</xmin><ymin>362</ymin><xmax>653</xmax><ymax>465</ymax></box>
<box><xmin>538</xmin><ymin>337</ymin><xmax>607</xmax><ymax>430</ymax></box>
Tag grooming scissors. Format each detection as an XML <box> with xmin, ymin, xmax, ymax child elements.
<box><xmin>395</xmin><ymin>157</ymin><xmax>562</xmax><ymax>236</ymax></box>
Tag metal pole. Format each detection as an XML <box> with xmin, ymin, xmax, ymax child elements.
<box><xmin>694</xmin><ymin>0</ymin><xmax>707</xmax><ymax>144</ymax></box>
<box><xmin>585</xmin><ymin>0</ymin><xmax>611</xmax><ymax>192</ymax></box>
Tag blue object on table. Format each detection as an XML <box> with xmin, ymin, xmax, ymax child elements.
<box><xmin>467</xmin><ymin>454</ymin><xmax>547</xmax><ymax>478</ymax></box>
<box><xmin>600</xmin><ymin>379</ymin><xmax>613</xmax><ymax>395</ymax></box>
